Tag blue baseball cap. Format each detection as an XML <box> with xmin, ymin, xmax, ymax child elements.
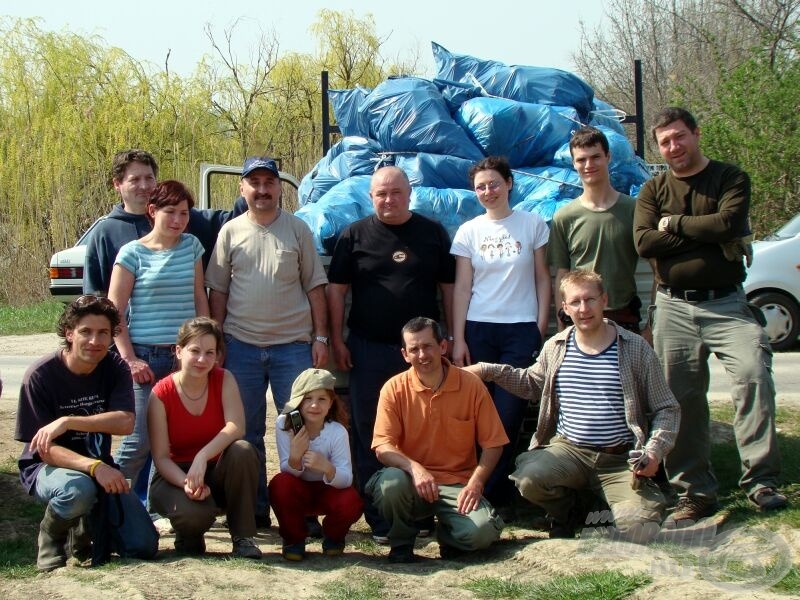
<box><xmin>242</xmin><ymin>156</ymin><xmax>279</xmax><ymax>178</ymax></box>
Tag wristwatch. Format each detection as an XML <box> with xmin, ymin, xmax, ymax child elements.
<box><xmin>314</xmin><ymin>335</ymin><xmax>329</xmax><ymax>346</ymax></box>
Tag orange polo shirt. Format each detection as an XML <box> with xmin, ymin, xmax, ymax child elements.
<box><xmin>372</xmin><ymin>360</ymin><xmax>509</xmax><ymax>485</ymax></box>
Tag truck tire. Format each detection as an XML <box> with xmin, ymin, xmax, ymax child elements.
<box><xmin>750</xmin><ymin>291</ymin><xmax>800</xmax><ymax>352</ymax></box>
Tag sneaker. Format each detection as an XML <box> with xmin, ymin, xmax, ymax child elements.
<box><xmin>322</xmin><ymin>537</ymin><xmax>345</xmax><ymax>556</ymax></box>
<box><xmin>372</xmin><ymin>533</ymin><xmax>390</xmax><ymax>545</ymax></box>
<box><xmin>232</xmin><ymin>537</ymin><xmax>262</xmax><ymax>560</ymax></box>
<box><xmin>281</xmin><ymin>542</ymin><xmax>306</xmax><ymax>561</ymax></box>
<box><xmin>387</xmin><ymin>544</ymin><xmax>417</xmax><ymax>564</ymax></box>
<box><xmin>153</xmin><ymin>517</ymin><xmax>174</xmax><ymax>535</ymax></box>
<box><xmin>751</xmin><ymin>487</ymin><xmax>788</xmax><ymax>512</ymax></box>
<box><xmin>306</xmin><ymin>516</ymin><xmax>323</xmax><ymax>539</ymax></box>
<box><xmin>255</xmin><ymin>514</ymin><xmax>272</xmax><ymax>529</ymax></box>
<box><xmin>665</xmin><ymin>496</ymin><xmax>719</xmax><ymax>526</ymax></box>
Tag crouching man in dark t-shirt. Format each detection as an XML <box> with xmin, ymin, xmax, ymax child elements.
<box><xmin>15</xmin><ymin>295</ymin><xmax>158</xmax><ymax>571</ymax></box>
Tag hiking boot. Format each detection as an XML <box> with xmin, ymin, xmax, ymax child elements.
<box><xmin>439</xmin><ymin>544</ymin><xmax>467</xmax><ymax>560</ymax></box>
<box><xmin>37</xmin><ymin>505</ymin><xmax>78</xmax><ymax>572</ymax></box>
<box><xmin>387</xmin><ymin>544</ymin><xmax>417</xmax><ymax>564</ymax></box>
<box><xmin>322</xmin><ymin>537</ymin><xmax>345</xmax><ymax>556</ymax></box>
<box><xmin>665</xmin><ymin>496</ymin><xmax>719</xmax><ymax>527</ymax></box>
<box><xmin>751</xmin><ymin>487</ymin><xmax>788</xmax><ymax>512</ymax></box>
<box><xmin>281</xmin><ymin>542</ymin><xmax>306</xmax><ymax>561</ymax></box>
<box><xmin>232</xmin><ymin>536</ymin><xmax>262</xmax><ymax>559</ymax></box>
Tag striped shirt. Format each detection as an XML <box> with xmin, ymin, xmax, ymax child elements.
<box><xmin>555</xmin><ymin>332</ymin><xmax>634</xmax><ymax>447</ymax></box>
<box><xmin>116</xmin><ymin>234</ymin><xmax>204</xmax><ymax>345</ymax></box>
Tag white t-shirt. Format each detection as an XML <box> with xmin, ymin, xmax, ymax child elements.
<box><xmin>451</xmin><ymin>210</ymin><xmax>549</xmax><ymax>323</ymax></box>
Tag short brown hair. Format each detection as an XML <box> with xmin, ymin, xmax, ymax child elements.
<box><xmin>569</xmin><ymin>126</ymin><xmax>609</xmax><ymax>156</ymax></box>
<box><xmin>651</xmin><ymin>107</ymin><xmax>698</xmax><ymax>142</ymax></box>
<box><xmin>146</xmin><ymin>180</ymin><xmax>195</xmax><ymax>225</ymax></box>
<box><xmin>111</xmin><ymin>149</ymin><xmax>158</xmax><ymax>183</ymax></box>
<box><xmin>175</xmin><ymin>317</ymin><xmax>224</xmax><ymax>357</ymax></box>
<box><xmin>559</xmin><ymin>270</ymin><xmax>605</xmax><ymax>297</ymax></box>
<box><xmin>57</xmin><ymin>295</ymin><xmax>121</xmax><ymax>349</ymax></box>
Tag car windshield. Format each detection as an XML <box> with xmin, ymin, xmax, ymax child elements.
<box><xmin>763</xmin><ymin>213</ymin><xmax>800</xmax><ymax>241</ymax></box>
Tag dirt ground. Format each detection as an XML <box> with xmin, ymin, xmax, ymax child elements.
<box><xmin>0</xmin><ymin>334</ymin><xmax>797</xmax><ymax>599</ymax></box>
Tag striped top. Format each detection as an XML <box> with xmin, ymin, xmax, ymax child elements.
<box><xmin>555</xmin><ymin>331</ymin><xmax>634</xmax><ymax>447</ymax></box>
<box><xmin>116</xmin><ymin>234</ymin><xmax>204</xmax><ymax>345</ymax></box>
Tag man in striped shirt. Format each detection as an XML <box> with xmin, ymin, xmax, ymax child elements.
<box><xmin>466</xmin><ymin>270</ymin><xmax>680</xmax><ymax>542</ymax></box>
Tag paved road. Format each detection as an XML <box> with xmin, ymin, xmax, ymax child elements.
<box><xmin>2</xmin><ymin>351</ymin><xmax>799</xmax><ymax>406</ymax></box>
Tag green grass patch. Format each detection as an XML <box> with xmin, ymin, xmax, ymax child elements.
<box><xmin>0</xmin><ymin>537</ymin><xmax>39</xmax><ymax>580</ymax></box>
<box><xmin>464</xmin><ymin>571</ymin><xmax>651</xmax><ymax>600</ymax></box>
<box><xmin>773</xmin><ymin>566</ymin><xmax>800</xmax><ymax>594</ymax></box>
<box><xmin>314</xmin><ymin>571</ymin><xmax>384</xmax><ymax>600</ymax></box>
<box><xmin>0</xmin><ymin>300</ymin><xmax>63</xmax><ymax>335</ymax></box>
<box><xmin>709</xmin><ymin>405</ymin><xmax>800</xmax><ymax>529</ymax></box>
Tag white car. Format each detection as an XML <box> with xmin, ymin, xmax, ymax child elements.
<box><xmin>744</xmin><ymin>214</ymin><xmax>800</xmax><ymax>352</ymax></box>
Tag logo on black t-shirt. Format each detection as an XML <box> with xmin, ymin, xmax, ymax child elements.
<box><xmin>392</xmin><ymin>251</ymin><xmax>408</xmax><ymax>263</ymax></box>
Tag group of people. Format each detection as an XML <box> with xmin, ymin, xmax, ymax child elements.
<box><xmin>15</xmin><ymin>106</ymin><xmax>787</xmax><ymax>571</ymax></box>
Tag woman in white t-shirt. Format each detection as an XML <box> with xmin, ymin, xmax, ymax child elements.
<box><xmin>450</xmin><ymin>156</ymin><xmax>551</xmax><ymax>515</ymax></box>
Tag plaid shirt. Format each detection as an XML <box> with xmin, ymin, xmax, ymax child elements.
<box><xmin>478</xmin><ymin>322</ymin><xmax>680</xmax><ymax>462</ymax></box>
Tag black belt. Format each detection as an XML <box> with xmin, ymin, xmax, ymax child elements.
<box><xmin>658</xmin><ymin>284</ymin><xmax>738</xmax><ymax>302</ymax></box>
<box><xmin>576</xmin><ymin>442</ymin><xmax>632</xmax><ymax>455</ymax></box>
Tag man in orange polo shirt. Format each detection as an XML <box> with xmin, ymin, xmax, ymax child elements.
<box><xmin>367</xmin><ymin>317</ymin><xmax>508</xmax><ymax>563</ymax></box>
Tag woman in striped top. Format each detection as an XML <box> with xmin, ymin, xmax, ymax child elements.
<box><xmin>108</xmin><ymin>180</ymin><xmax>209</xmax><ymax>495</ymax></box>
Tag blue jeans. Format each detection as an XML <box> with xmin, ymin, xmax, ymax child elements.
<box><xmin>114</xmin><ymin>344</ymin><xmax>176</xmax><ymax>505</ymax></box>
<box><xmin>224</xmin><ymin>335</ymin><xmax>312</xmax><ymax>515</ymax></box>
<box><xmin>347</xmin><ymin>332</ymin><xmax>409</xmax><ymax>536</ymax></box>
<box><xmin>465</xmin><ymin>320</ymin><xmax>542</xmax><ymax>507</ymax></box>
<box><xmin>34</xmin><ymin>465</ymin><xmax>158</xmax><ymax>557</ymax></box>
<box><xmin>653</xmin><ymin>288</ymin><xmax>780</xmax><ymax>501</ymax></box>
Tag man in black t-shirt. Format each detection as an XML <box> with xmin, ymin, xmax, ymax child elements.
<box><xmin>326</xmin><ymin>166</ymin><xmax>456</xmax><ymax>541</ymax></box>
<box><xmin>15</xmin><ymin>296</ymin><xmax>157</xmax><ymax>571</ymax></box>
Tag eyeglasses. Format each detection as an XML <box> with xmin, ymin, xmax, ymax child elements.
<box><xmin>565</xmin><ymin>296</ymin><xmax>600</xmax><ymax>310</ymax></box>
<box><xmin>74</xmin><ymin>294</ymin><xmax>116</xmax><ymax>309</ymax></box>
<box><xmin>475</xmin><ymin>180</ymin><xmax>503</xmax><ymax>193</ymax></box>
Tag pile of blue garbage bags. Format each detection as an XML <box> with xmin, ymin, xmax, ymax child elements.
<box><xmin>297</xmin><ymin>43</ymin><xmax>651</xmax><ymax>255</ymax></box>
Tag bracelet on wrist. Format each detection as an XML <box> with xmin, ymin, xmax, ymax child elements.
<box><xmin>88</xmin><ymin>459</ymin><xmax>103</xmax><ymax>478</ymax></box>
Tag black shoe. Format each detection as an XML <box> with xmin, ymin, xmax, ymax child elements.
<box><xmin>549</xmin><ymin>519</ymin><xmax>576</xmax><ymax>539</ymax></box>
<box><xmin>416</xmin><ymin>515</ymin><xmax>435</xmax><ymax>538</ymax></box>
<box><xmin>439</xmin><ymin>544</ymin><xmax>467</xmax><ymax>560</ymax></box>
<box><xmin>388</xmin><ymin>544</ymin><xmax>417</xmax><ymax>564</ymax></box>
<box><xmin>751</xmin><ymin>487</ymin><xmax>788</xmax><ymax>512</ymax></box>
<box><xmin>255</xmin><ymin>514</ymin><xmax>272</xmax><ymax>529</ymax></box>
<box><xmin>306</xmin><ymin>516</ymin><xmax>323</xmax><ymax>538</ymax></box>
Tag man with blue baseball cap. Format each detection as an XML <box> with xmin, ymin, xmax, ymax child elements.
<box><xmin>206</xmin><ymin>155</ymin><xmax>329</xmax><ymax>528</ymax></box>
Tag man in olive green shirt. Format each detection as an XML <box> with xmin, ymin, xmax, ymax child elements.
<box><xmin>548</xmin><ymin>126</ymin><xmax>646</xmax><ymax>333</ymax></box>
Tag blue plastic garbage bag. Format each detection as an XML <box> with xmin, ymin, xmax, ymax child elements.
<box><xmin>395</xmin><ymin>153</ymin><xmax>474</xmax><ymax>190</ymax></box>
<box><xmin>329</xmin><ymin>87</ymin><xmax>371</xmax><ymax>137</ymax></box>
<box><xmin>514</xmin><ymin>194</ymin><xmax>576</xmax><ymax>224</ymax></box>
<box><xmin>510</xmin><ymin>166</ymin><xmax>583</xmax><ymax>212</ymax></box>
<box><xmin>409</xmin><ymin>186</ymin><xmax>484</xmax><ymax>240</ymax></box>
<box><xmin>356</xmin><ymin>76</ymin><xmax>484</xmax><ymax>161</ymax></box>
<box><xmin>432</xmin><ymin>42</ymin><xmax>595</xmax><ymax>117</ymax></box>
<box><xmin>432</xmin><ymin>78</ymin><xmax>484</xmax><ymax>114</ymax></box>
<box><xmin>590</xmin><ymin>99</ymin><xmax>626</xmax><ymax>135</ymax></box>
<box><xmin>295</xmin><ymin>176</ymin><xmax>374</xmax><ymax>255</ymax></box>
<box><xmin>299</xmin><ymin>137</ymin><xmax>381</xmax><ymax>205</ymax></box>
<box><xmin>456</xmin><ymin>98</ymin><xmax>579</xmax><ymax>167</ymax></box>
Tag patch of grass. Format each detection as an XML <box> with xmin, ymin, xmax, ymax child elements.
<box><xmin>314</xmin><ymin>571</ymin><xmax>384</xmax><ymax>600</ymax></box>
<box><xmin>773</xmin><ymin>566</ymin><xmax>800</xmax><ymax>594</ymax></box>
<box><xmin>0</xmin><ymin>300</ymin><xmax>63</xmax><ymax>335</ymax></box>
<box><xmin>220</xmin><ymin>556</ymin><xmax>275</xmax><ymax>572</ymax></box>
<box><xmin>0</xmin><ymin>537</ymin><xmax>38</xmax><ymax>580</ymax></box>
<box><xmin>709</xmin><ymin>405</ymin><xmax>800</xmax><ymax>529</ymax></box>
<box><xmin>351</xmin><ymin>537</ymin><xmax>380</xmax><ymax>553</ymax></box>
<box><xmin>464</xmin><ymin>571</ymin><xmax>651</xmax><ymax>600</ymax></box>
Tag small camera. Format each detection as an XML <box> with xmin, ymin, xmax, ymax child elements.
<box><xmin>288</xmin><ymin>410</ymin><xmax>304</xmax><ymax>434</ymax></box>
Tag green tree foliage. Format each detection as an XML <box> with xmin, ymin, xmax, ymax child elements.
<box><xmin>0</xmin><ymin>11</ymin><xmax>414</xmax><ymax>304</ymax></box>
<box><xmin>699</xmin><ymin>51</ymin><xmax>800</xmax><ymax>234</ymax></box>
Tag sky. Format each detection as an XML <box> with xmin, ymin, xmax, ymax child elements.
<box><xmin>0</xmin><ymin>0</ymin><xmax>608</xmax><ymax>78</ymax></box>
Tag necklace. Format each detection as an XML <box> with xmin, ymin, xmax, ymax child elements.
<box><xmin>178</xmin><ymin>374</ymin><xmax>208</xmax><ymax>401</ymax></box>
<box><xmin>430</xmin><ymin>365</ymin><xmax>448</xmax><ymax>393</ymax></box>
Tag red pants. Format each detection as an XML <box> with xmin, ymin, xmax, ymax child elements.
<box><xmin>268</xmin><ymin>472</ymin><xmax>364</xmax><ymax>545</ymax></box>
